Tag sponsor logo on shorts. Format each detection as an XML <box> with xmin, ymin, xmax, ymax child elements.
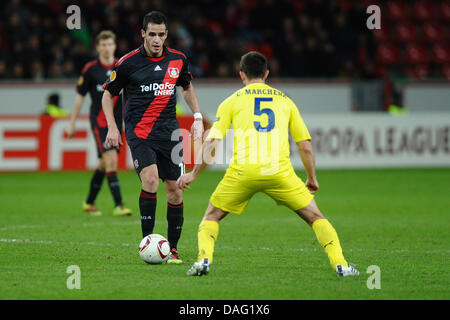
<box><xmin>134</xmin><ymin>159</ymin><xmax>139</xmax><ymax>169</ymax></box>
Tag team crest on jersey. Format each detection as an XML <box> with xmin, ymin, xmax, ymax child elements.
<box><xmin>106</xmin><ymin>70</ymin><xmax>112</xmax><ymax>77</ymax></box>
<box><xmin>168</xmin><ymin>67</ymin><xmax>179</xmax><ymax>78</ymax></box>
<box><xmin>77</xmin><ymin>76</ymin><xmax>84</xmax><ymax>85</ymax></box>
<box><xmin>109</xmin><ymin>70</ymin><xmax>116</xmax><ymax>82</ymax></box>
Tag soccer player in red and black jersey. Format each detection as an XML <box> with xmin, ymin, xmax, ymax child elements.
<box><xmin>102</xmin><ymin>12</ymin><xmax>204</xmax><ymax>263</ymax></box>
<box><xmin>66</xmin><ymin>31</ymin><xmax>132</xmax><ymax>217</ymax></box>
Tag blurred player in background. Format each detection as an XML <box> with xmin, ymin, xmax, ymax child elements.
<box><xmin>66</xmin><ymin>31</ymin><xmax>132</xmax><ymax>217</ymax></box>
<box><xmin>179</xmin><ymin>52</ymin><xmax>359</xmax><ymax>277</ymax></box>
<box><xmin>43</xmin><ymin>93</ymin><xmax>69</xmax><ymax>118</ymax></box>
<box><xmin>103</xmin><ymin>12</ymin><xmax>204</xmax><ymax>263</ymax></box>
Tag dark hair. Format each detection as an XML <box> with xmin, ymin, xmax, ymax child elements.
<box><xmin>48</xmin><ymin>93</ymin><xmax>59</xmax><ymax>105</ymax></box>
<box><xmin>239</xmin><ymin>51</ymin><xmax>268</xmax><ymax>79</ymax></box>
<box><xmin>143</xmin><ymin>11</ymin><xmax>168</xmax><ymax>30</ymax></box>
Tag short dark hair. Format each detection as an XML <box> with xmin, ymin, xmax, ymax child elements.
<box><xmin>239</xmin><ymin>51</ymin><xmax>268</xmax><ymax>79</ymax></box>
<box><xmin>143</xmin><ymin>11</ymin><xmax>168</xmax><ymax>30</ymax></box>
<box><xmin>48</xmin><ymin>93</ymin><xmax>59</xmax><ymax>105</ymax></box>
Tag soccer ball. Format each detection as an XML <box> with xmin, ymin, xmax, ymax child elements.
<box><xmin>138</xmin><ymin>234</ymin><xmax>171</xmax><ymax>264</ymax></box>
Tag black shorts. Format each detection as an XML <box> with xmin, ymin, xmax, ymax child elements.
<box><xmin>91</xmin><ymin>125</ymin><xmax>120</xmax><ymax>158</ymax></box>
<box><xmin>129</xmin><ymin>139</ymin><xmax>185</xmax><ymax>181</ymax></box>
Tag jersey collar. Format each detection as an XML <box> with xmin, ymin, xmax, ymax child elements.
<box><xmin>97</xmin><ymin>58</ymin><xmax>116</xmax><ymax>69</ymax></box>
<box><xmin>140</xmin><ymin>44</ymin><xmax>167</xmax><ymax>62</ymax></box>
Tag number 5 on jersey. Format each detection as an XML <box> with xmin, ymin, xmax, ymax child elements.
<box><xmin>254</xmin><ymin>97</ymin><xmax>275</xmax><ymax>132</ymax></box>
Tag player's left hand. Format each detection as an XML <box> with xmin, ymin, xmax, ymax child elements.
<box><xmin>306</xmin><ymin>177</ymin><xmax>319</xmax><ymax>194</ymax></box>
<box><xmin>191</xmin><ymin>119</ymin><xmax>204</xmax><ymax>141</ymax></box>
<box><xmin>177</xmin><ymin>172</ymin><xmax>196</xmax><ymax>191</ymax></box>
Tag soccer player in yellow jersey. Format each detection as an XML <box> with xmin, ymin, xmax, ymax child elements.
<box><xmin>178</xmin><ymin>52</ymin><xmax>359</xmax><ymax>277</ymax></box>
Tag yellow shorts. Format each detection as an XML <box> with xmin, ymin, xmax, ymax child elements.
<box><xmin>209</xmin><ymin>167</ymin><xmax>314</xmax><ymax>214</ymax></box>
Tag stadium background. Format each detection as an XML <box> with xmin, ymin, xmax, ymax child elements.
<box><xmin>0</xmin><ymin>0</ymin><xmax>449</xmax><ymax>301</ymax></box>
<box><xmin>1</xmin><ymin>0</ymin><xmax>449</xmax><ymax>80</ymax></box>
<box><xmin>0</xmin><ymin>0</ymin><xmax>449</xmax><ymax>170</ymax></box>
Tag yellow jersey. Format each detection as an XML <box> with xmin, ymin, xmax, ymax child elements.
<box><xmin>207</xmin><ymin>82</ymin><xmax>311</xmax><ymax>176</ymax></box>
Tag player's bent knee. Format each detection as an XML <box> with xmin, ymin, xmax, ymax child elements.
<box><xmin>203</xmin><ymin>203</ymin><xmax>228</xmax><ymax>222</ymax></box>
<box><xmin>98</xmin><ymin>162</ymin><xmax>105</xmax><ymax>172</ymax></box>
<box><xmin>295</xmin><ymin>201</ymin><xmax>325</xmax><ymax>226</ymax></box>
<box><xmin>143</xmin><ymin>175</ymin><xmax>158</xmax><ymax>189</ymax></box>
<box><xmin>102</xmin><ymin>151</ymin><xmax>118</xmax><ymax>171</ymax></box>
<box><xmin>167</xmin><ymin>188</ymin><xmax>182</xmax><ymax>204</ymax></box>
<box><xmin>140</xmin><ymin>169</ymin><xmax>159</xmax><ymax>191</ymax></box>
<box><xmin>104</xmin><ymin>159</ymin><xmax>117</xmax><ymax>172</ymax></box>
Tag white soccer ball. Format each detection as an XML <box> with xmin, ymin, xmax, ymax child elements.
<box><xmin>138</xmin><ymin>234</ymin><xmax>171</xmax><ymax>264</ymax></box>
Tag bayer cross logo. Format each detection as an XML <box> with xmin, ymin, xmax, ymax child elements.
<box><xmin>168</xmin><ymin>67</ymin><xmax>179</xmax><ymax>78</ymax></box>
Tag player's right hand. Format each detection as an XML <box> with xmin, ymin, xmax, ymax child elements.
<box><xmin>105</xmin><ymin>125</ymin><xmax>123</xmax><ymax>148</ymax></box>
<box><xmin>177</xmin><ymin>172</ymin><xmax>196</xmax><ymax>191</ymax></box>
<box><xmin>65</xmin><ymin>124</ymin><xmax>75</xmax><ymax>138</ymax></box>
<box><xmin>306</xmin><ymin>177</ymin><xmax>319</xmax><ymax>194</ymax></box>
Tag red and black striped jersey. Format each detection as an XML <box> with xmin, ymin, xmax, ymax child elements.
<box><xmin>77</xmin><ymin>58</ymin><xmax>123</xmax><ymax>129</ymax></box>
<box><xmin>103</xmin><ymin>45</ymin><xmax>192</xmax><ymax>141</ymax></box>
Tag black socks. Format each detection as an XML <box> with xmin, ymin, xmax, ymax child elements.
<box><xmin>139</xmin><ymin>190</ymin><xmax>157</xmax><ymax>237</ymax></box>
<box><xmin>86</xmin><ymin>170</ymin><xmax>105</xmax><ymax>204</ymax></box>
<box><xmin>167</xmin><ymin>202</ymin><xmax>184</xmax><ymax>250</ymax></box>
<box><xmin>139</xmin><ymin>190</ymin><xmax>184</xmax><ymax>250</ymax></box>
<box><xmin>106</xmin><ymin>171</ymin><xmax>123</xmax><ymax>206</ymax></box>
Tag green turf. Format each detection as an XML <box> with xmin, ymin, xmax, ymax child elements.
<box><xmin>0</xmin><ymin>168</ymin><xmax>449</xmax><ymax>300</ymax></box>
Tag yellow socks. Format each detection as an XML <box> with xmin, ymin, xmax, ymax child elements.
<box><xmin>197</xmin><ymin>220</ymin><xmax>219</xmax><ymax>264</ymax></box>
<box><xmin>312</xmin><ymin>219</ymin><xmax>348</xmax><ymax>269</ymax></box>
<box><xmin>196</xmin><ymin>218</ymin><xmax>346</xmax><ymax>269</ymax></box>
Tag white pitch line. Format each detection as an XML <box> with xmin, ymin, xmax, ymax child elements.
<box><xmin>0</xmin><ymin>238</ymin><xmax>133</xmax><ymax>247</ymax></box>
<box><xmin>0</xmin><ymin>217</ymin><xmax>301</xmax><ymax>232</ymax></box>
<box><xmin>0</xmin><ymin>238</ymin><xmax>448</xmax><ymax>254</ymax></box>
<box><xmin>0</xmin><ymin>220</ymin><xmax>142</xmax><ymax>232</ymax></box>
<box><xmin>0</xmin><ymin>225</ymin><xmax>43</xmax><ymax>231</ymax></box>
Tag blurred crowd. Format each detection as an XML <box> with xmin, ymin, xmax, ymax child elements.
<box><xmin>0</xmin><ymin>0</ymin><xmax>386</xmax><ymax>80</ymax></box>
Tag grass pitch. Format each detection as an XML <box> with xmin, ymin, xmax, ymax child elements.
<box><xmin>0</xmin><ymin>168</ymin><xmax>449</xmax><ymax>300</ymax></box>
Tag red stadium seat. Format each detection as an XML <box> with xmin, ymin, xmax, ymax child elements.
<box><xmin>405</xmin><ymin>43</ymin><xmax>429</xmax><ymax>64</ymax></box>
<box><xmin>413</xmin><ymin>1</ymin><xmax>436</xmax><ymax>20</ymax></box>
<box><xmin>405</xmin><ymin>64</ymin><xmax>429</xmax><ymax>79</ymax></box>
<box><xmin>387</xmin><ymin>1</ymin><xmax>409</xmax><ymax>20</ymax></box>
<box><xmin>375</xmin><ymin>65</ymin><xmax>388</xmax><ymax>78</ymax></box>
<box><xmin>423</xmin><ymin>22</ymin><xmax>446</xmax><ymax>42</ymax></box>
<box><xmin>373</xmin><ymin>24</ymin><xmax>391</xmax><ymax>42</ymax></box>
<box><xmin>362</xmin><ymin>0</ymin><xmax>382</xmax><ymax>12</ymax></box>
<box><xmin>441</xmin><ymin>1</ymin><xmax>450</xmax><ymax>20</ymax></box>
<box><xmin>432</xmin><ymin>44</ymin><xmax>450</xmax><ymax>64</ymax></box>
<box><xmin>443</xmin><ymin>64</ymin><xmax>450</xmax><ymax>79</ymax></box>
<box><xmin>377</xmin><ymin>44</ymin><xmax>401</xmax><ymax>65</ymax></box>
<box><xmin>395</xmin><ymin>23</ymin><xmax>418</xmax><ymax>42</ymax></box>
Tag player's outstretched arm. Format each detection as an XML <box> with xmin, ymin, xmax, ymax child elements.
<box><xmin>297</xmin><ymin>140</ymin><xmax>319</xmax><ymax>193</ymax></box>
<box><xmin>181</xmin><ymin>83</ymin><xmax>204</xmax><ymax>141</ymax></box>
<box><xmin>177</xmin><ymin>138</ymin><xmax>220</xmax><ymax>191</ymax></box>
<box><xmin>102</xmin><ymin>89</ymin><xmax>122</xmax><ymax>148</ymax></box>
<box><xmin>66</xmin><ymin>93</ymin><xmax>85</xmax><ymax>138</ymax></box>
